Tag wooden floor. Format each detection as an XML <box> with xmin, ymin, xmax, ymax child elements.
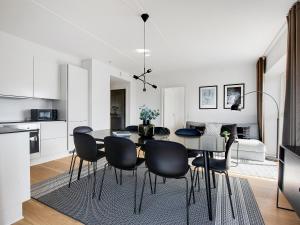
<box><xmin>14</xmin><ymin>156</ymin><xmax>300</xmax><ymax>225</ymax></box>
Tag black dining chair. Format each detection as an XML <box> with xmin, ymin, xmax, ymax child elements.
<box><xmin>68</xmin><ymin>133</ymin><xmax>106</xmax><ymax>198</ymax></box>
<box><xmin>154</xmin><ymin>126</ymin><xmax>170</xmax><ymax>135</ymax></box>
<box><xmin>175</xmin><ymin>128</ymin><xmax>204</xmax><ymax>189</ymax></box>
<box><xmin>68</xmin><ymin>126</ymin><xmax>104</xmax><ymax>175</ymax></box>
<box><xmin>98</xmin><ymin>136</ymin><xmax>145</xmax><ymax>214</ymax></box>
<box><xmin>125</xmin><ymin>125</ymin><xmax>138</xmax><ymax>132</ymax></box>
<box><xmin>191</xmin><ymin>130</ymin><xmax>236</xmax><ymax>219</ymax></box>
<box><xmin>139</xmin><ymin>140</ymin><xmax>195</xmax><ymax>225</ymax></box>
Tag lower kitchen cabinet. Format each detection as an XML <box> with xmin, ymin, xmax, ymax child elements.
<box><xmin>41</xmin><ymin>137</ymin><xmax>68</xmax><ymax>158</ymax></box>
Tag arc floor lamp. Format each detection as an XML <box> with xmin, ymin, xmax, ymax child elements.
<box><xmin>231</xmin><ymin>90</ymin><xmax>280</xmax><ymax>159</ymax></box>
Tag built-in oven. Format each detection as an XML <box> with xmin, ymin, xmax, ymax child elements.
<box><xmin>5</xmin><ymin>123</ymin><xmax>41</xmax><ymax>159</ymax></box>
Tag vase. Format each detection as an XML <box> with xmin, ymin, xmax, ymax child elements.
<box><xmin>138</xmin><ymin>120</ymin><xmax>155</xmax><ymax>138</ymax></box>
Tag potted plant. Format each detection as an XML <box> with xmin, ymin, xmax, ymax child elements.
<box><xmin>138</xmin><ymin>105</ymin><xmax>160</xmax><ymax>137</ymax></box>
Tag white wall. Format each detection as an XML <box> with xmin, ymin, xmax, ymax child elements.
<box><xmin>82</xmin><ymin>59</ymin><xmax>136</xmax><ymax>130</ymax></box>
<box><xmin>0</xmin><ymin>30</ymin><xmax>81</xmax><ymax>122</ymax></box>
<box><xmin>136</xmin><ymin>63</ymin><xmax>257</xmax><ymax>126</ymax></box>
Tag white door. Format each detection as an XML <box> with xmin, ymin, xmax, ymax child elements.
<box><xmin>67</xmin><ymin>65</ymin><xmax>89</xmax><ymax>122</ymax></box>
<box><xmin>163</xmin><ymin>87</ymin><xmax>185</xmax><ymax>132</ymax></box>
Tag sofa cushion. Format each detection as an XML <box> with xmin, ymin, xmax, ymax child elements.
<box><xmin>175</xmin><ymin>128</ymin><xmax>201</xmax><ymax>137</ymax></box>
<box><xmin>234</xmin><ymin>139</ymin><xmax>266</xmax><ymax>153</ymax></box>
<box><xmin>237</xmin><ymin>126</ymin><xmax>251</xmax><ymax>139</ymax></box>
<box><xmin>205</xmin><ymin>123</ymin><xmax>222</xmax><ymax>135</ymax></box>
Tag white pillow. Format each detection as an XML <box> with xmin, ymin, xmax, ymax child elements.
<box><xmin>205</xmin><ymin>123</ymin><xmax>222</xmax><ymax>135</ymax></box>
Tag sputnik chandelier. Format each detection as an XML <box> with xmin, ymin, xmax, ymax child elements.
<box><xmin>132</xmin><ymin>13</ymin><xmax>157</xmax><ymax>92</ymax></box>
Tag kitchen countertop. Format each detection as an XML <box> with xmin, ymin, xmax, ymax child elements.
<box><xmin>0</xmin><ymin>127</ymin><xmax>29</xmax><ymax>134</ymax></box>
<box><xmin>0</xmin><ymin>120</ymin><xmax>66</xmax><ymax>124</ymax></box>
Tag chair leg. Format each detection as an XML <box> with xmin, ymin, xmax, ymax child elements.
<box><xmin>92</xmin><ymin>162</ymin><xmax>97</xmax><ymax>198</ymax></box>
<box><xmin>88</xmin><ymin>162</ymin><xmax>90</xmax><ymax>179</ymax></box>
<box><xmin>114</xmin><ymin>167</ymin><xmax>119</xmax><ymax>184</ymax></box>
<box><xmin>148</xmin><ymin>172</ymin><xmax>153</xmax><ymax>194</ymax></box>
<box><xmin>197</xmin><ymin>169</ymin><xmax>201</xmax><ymax>192</ymax></box>
<box><xmin>139</xmin><ymin>170</ymin><xmax>148</xmax><ymax>213</ymax></box>
<box><xmin>134</xmin><ymin>168</ymin><xmax>138</xmax><ymax>214</ymax></box>
<box><xmin>189</xmin><ymin>168</ymin><xmax>195</xmax><ymax>204</ymax></box>
<box><xmin>212</xmin><ymin>171</ymin><xmax>216</xmax><ymax>189</ymax></box>
<box><xmin>77</xmin><ymin>159</ymin><xmax>83</xmax><ymax>180</ymax></box>
<box><xmin>68</xmin><ymin>150</ymin><xmax>75</xmax><ymax>174</ymax></box>
<box><xmin>68</xmin><ymin>156</ymin><xmax>77</xmax><ymax>187</ymax></box>
<box><xmin>183</xmin><ymin>177</ymin><xmax>190</xmax><ymax>225</ymax></box>
<box><xmin>154</xmin><ymin>175</ymin><xmax>157</xmax><ymax>194</ymax></box>
<box><xmin>201</xmin><ymin>168</ymin><xmax>204</xmax><ymax>179</ymax></box>
<box><xmin>225</xmin><ymin>172</ymin><xmax>235</xmax><ymax>219</ymax></box>
<box><xmin>98</xmin><ymin>163</ymin><xmax>108</xmax><ymax>200</ymax></box>
<box><xmin>225</xmin><ymin>171</ymin><xmax>232</xmax><ymax>195</ymax></box>
<box><xmin>163</xmin><ymin>177</ymin><xmax>166</xmax><ymax>183</ymax></box>
<box><xmin>120</xmin><ymin>169</ymin><xmax>123</xmax><ymax>185</ymax></box>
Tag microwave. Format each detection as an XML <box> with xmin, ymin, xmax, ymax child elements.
<box><xmin>31</xmin><ymin>109</ymin><xmax>58</xmax><ymax>121</ymax></box>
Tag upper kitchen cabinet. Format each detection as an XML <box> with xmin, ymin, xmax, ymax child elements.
<box><xmin>33</xmin><ymin>57</ymin><xmax>60</xmax><ymax>99</ymax></box>
<box><xmin>0</xmin><ymin>42</ymin><xmax>33</xmax><ymax>97</ymax></box>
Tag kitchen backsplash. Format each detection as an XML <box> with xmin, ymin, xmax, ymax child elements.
<box><xmin>0</xmin><ymin>97</ymin><xmax>53</xmax><ymax>122</ymax></box>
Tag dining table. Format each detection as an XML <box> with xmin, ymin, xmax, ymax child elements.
<box><xmin>88</xmin><ymin>129</ymin><xmax>226</xmax><ymax>221</ymax></box>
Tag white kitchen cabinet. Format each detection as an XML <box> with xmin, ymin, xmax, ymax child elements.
<box><xmin>67</xmin><ymin>64</ymin><xmax>89</xmax><ymax>122</ymax></box>
<box><xmin>0</xmin><ymin>131</ymin><xmax>30</xmax><ymax>225</ymax></box>
<box><xmin>40</xmin><ymin>121</ymin><xmax>67</xmax><ymax>140</ymax></box>
<box><xmin>39</xmin><ymin>121</ymin><xmax>67</xmax><ymax>158</ymax></box>
<box><xmin>33</xmin><ymin>57</ymin><xmax>60</xmax><ymax>99</ymax></box>
<box><xmin>55</xmin><ymin>64</ymin><xmax>89</xmax><ymax>151</ymax></box>
<box><xmin>41</xmin><ymin>137</ymin><xmax>67</xmax><ymax>157</ymax></box>
<box><xmin>0</xmin><ymin>43</ymin><xmax>33</xmax><ymax>97</ymax></box>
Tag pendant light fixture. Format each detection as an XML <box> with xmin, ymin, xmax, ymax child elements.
<box><xmin>133</xmin><ymin>13</ymin><xmax>157</xmax><ymax>92</ymax></box>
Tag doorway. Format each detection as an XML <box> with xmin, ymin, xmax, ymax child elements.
<box><xmin>163</xmin><ymin>87</ymin><xmax>185</xmax><ymax>131</ymax></box>
<box><xmin>110</xmin><ymin>89</ymin><xmax>126</xmax><ymax>131</ymax></box>
<box><xmin>110</xmin><ymin>76</ymin><xmax>130</xmax><ymax>131</ymax></box>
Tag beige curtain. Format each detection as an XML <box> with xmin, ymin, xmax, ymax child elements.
<box><xmin>282</xmin><ymin>2</ymin><xmax>300</xmax><ymax>146</ymax></box>
<box><xmin>256</xmin><ymin>57</ymin><xmax>266</xmax><ymax>141</ymax></box>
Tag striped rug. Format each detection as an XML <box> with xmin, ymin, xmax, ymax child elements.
<box><xmin>31</xmin><ymin>161</ymin><xmax>264</xmax><ymax>225</ymax></box>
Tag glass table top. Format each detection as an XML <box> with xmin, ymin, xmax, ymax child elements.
<box><xmin>89</xmin><ymin>129</ymin><xmax>225</xmax><ymax>153</ymax></box>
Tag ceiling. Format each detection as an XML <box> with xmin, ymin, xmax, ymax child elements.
<box><xmin>0</xmin><ymin>0</ymin><xmax>294</xmax><ymax>74</ymax></box>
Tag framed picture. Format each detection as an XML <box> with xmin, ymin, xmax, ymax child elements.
<box><xmin>199</xmin><ymin>86</ymin><xmax>218</xmax><ymax>109</ymax></box>
<box><xmin>223</xmin><ymin>83</ymin><xmax>245</xmax><ymax>109</ymax></box>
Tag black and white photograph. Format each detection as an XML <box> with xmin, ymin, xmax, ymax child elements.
<box><xmin>199</xmin><ymin>86</ymin><xmax>218</xmax><ymax>109</ymax></box>
<box><xmin>224</xmin><ymin>83</ymin><xmax>245</xmax><ymax>109</ymax></box>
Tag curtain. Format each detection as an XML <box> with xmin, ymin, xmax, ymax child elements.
<box><xmin>282</xmin><ymin>2</ymin><xmax>300</xmax><ymax>146</ymax></box>
<box><xmin>256</xmin><ymin>57</ymin><xmax>266</xmax><ymax>141</ymax></box>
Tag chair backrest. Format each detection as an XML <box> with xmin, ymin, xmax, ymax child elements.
<box><xmin>154</xmin><ymin>127</ymin><xmax>170</xmax><ymax>135</ymax></box>
<box><xmin>104</xmin><ymin>136</ymin><xmax>137</xmax><ymax>169</ymax></box>
<box><xmin>73</xmin><ymin>126</ymin><xmax>93</xmax><ymax>135</ymax></box>
<box><xmin>73</xmin><ymin>133</ymin><xmax>98</xmax><ymax>162</ymax></box>
<box><xmin>144</xmin><ymin>140</ymin><xmax>189</xmax><ymax>178</ymax></box>
<box><xmin>125</xmin><ymin>125</ymin><xmax>138</xmax><ymax>132</ymax></box>
<box><xmin>175</xmin><ymin>128</ymin><xmax>201</xmax><ymax>137</ymax></box>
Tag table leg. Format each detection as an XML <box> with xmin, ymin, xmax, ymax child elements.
<box><xmin>204</xmin><ymin>152</ymin><xmax>212</xmax><ymax>220</ymax></box>
<box><xmin>77</xmin><ymin>159</ymin><xmax>83</xmax><ymax>180</ymax></box>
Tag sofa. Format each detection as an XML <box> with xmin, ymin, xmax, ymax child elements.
<box><xmin>186</xmin><ymin>121</ymin><xmax>266</xmax><ymax>162</ymax></box>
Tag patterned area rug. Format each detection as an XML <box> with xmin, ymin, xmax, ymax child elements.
<box><xmin>229</xmin><ymin>159</ymin><xmax>278</xmax><ymax>180</ymax></box>
<box><xmin>31</xmin><ymin>161</ymin><xmax>264</xmax><ymax>225</ymax></box>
